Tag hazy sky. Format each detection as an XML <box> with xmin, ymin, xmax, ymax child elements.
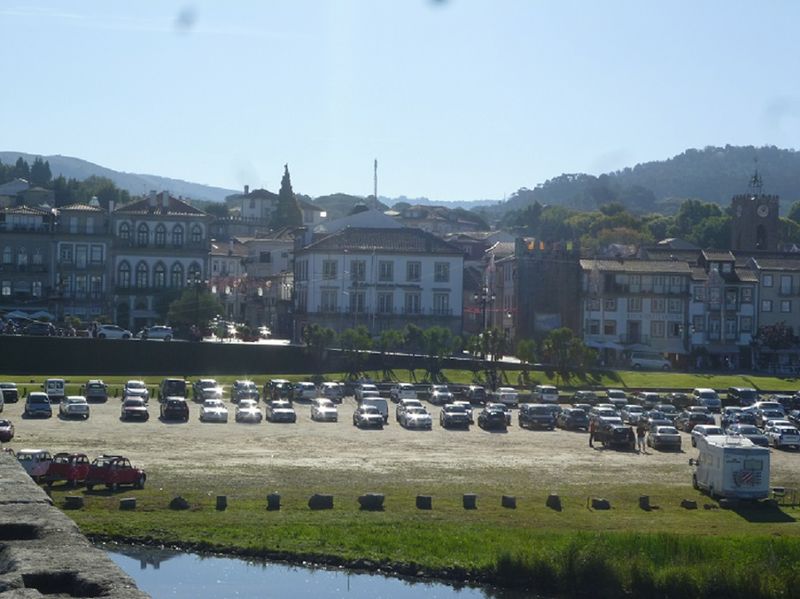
<box><xmin>3</xmin><ymin>1</ymin><xmax>800</xmax><ymax>201</ymax></box>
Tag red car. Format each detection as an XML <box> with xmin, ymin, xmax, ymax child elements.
<box><xmin>44</xmin><ymin>453</ymin><xmax>91</xmax><ymax>487</ymax></box>
<box><xmin>85</xmin><ymin>455</ymin><xmax>146</xmax><ymax>491</ymax></box>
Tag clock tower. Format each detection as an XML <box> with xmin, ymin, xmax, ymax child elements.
<box><xmin>730</xmin><ymin>170</ymin><xmax>779</xmax><ymax>252</ymax></box>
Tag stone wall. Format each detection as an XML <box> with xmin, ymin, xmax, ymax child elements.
<box><xmin>0</xmin><ymin>452</ymin><xmax>148</xmax><ymax>598</ymax></box>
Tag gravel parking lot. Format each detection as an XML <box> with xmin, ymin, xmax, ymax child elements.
<box><xmin>3</xmin><ymin>392</ymin><xmax>799</xmax><ymax>493</ymax></box>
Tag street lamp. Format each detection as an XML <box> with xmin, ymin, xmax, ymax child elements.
<box><xmin>188</xmin><ymin>272</ymin><xmax>207</xmax><ymax>341</ymax></box>
<box><xmin>473</xmin><ymin>286</ymin><xmax>496</xmax><ymax>359</ymax></box>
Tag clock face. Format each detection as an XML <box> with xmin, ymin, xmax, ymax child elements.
<box><xmin>757</xmin><ymin>204</ymin><xmax>769</xmax><ymax>218</ymax></box>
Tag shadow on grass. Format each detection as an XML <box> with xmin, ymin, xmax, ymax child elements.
<box><xmin>731</xmin><ymin>502</ymin><xmax>797</xmax><ymax>523</ymax></box>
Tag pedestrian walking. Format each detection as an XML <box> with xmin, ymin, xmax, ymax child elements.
<box><xmin>636</xmin><ymin>422</ymin><xmax>647</xmax><ymax>453</ymax></box>
<box><xmin>588</xmin><ymin>418</ymin><xmax>596</xmax><ymax>448</ymax></box>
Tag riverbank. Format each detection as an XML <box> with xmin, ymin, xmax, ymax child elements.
<box><xmin>60</xmin><ymin>483</ymin><xmax>800</xmax><ymax>599</ymax></box>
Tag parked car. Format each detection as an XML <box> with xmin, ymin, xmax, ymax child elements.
<box><xmin>655</xmin><ymin>404</ymin><xmax>679</xmax><ymax>422</ymax></box>
<box><xmin>235</xmin><ymin>399</ymin><xmax>263</xmax><ymax>423</ymax></box>
<box><xmin>22</xmin><ymin>321</ymin><xmax>56</xmax><ymax>336</ymax></box>
<box><xmin>788</xmin><ymin>409</ymin><xmax>800</xmax><ymax>428</ymax></box>
<box><xmin>200</xmin><ymin>399</ymin><xmax>229</xmax><ymax>423</ymax></box>
<box><xmin>59</xmin><ymin>396</ymin><xmax>90</xmax><ymax>420</ymax></box>
<box><xmin>633</xmin><ymin>392</ymin><xmax>662</xmax><ymax>410</ymax></box>
<box><xmin>361</xmin><ymin>397</ymin><xmax>389</xmax><ymax>423</ymax></box>
<box><xmin>354</xmin><ymin>383</ymin><xmax>379</xmax><ymax>402</ymax></box>
<box><xmin>555</xmin><ymin>407</ymin><xmax>588</xmax><ymax>431</ymax></box>
<box><xmin>726</xmin><ymin>423</ymin><xmax>769</xmax><ymax>447</ymax></box>
<box><xmin>728</xmin><ymin>386</ymin><xmax>758</xmax><ymax>407</ymax></box>
<box><xmin>747</xmin><ymin>400</ymin><xmax>786</xmax><ymax>415</ymax></box>
<box><xmin>353</xmin><ymin>405</ymin><xmax>384</xmax><ymax>429</ymax></box>
<box><xmin>486</xmin><ymin>402</ymin><xmax>512</xmax><ymax>425</ymax></box>
<box><xmin>396</xmin><ymin>398</ymin><xmax>424</xmax><ymax>422</ymax></box>
<box><xmin>320</xmin><ymin>382</ymin><xmax>344</xmax><ymax>403</ymax></box>
<box><xmin>44</xmin><ymin>452</ymin><xmax>91</xmax><ymax>487</ymax></box>
<box><xmin>478</xmin><ymin>405</ymin><xmax>508</xmax><ymax>430</ymax></box>
<box><xmin>440</xmin><ymin>403</ymin><xmax>471</xmax><ymax>428</ymax></box>
<box><xmin>621</xmin><ymin>405</ymin><xmax>645</xmax><ymax>425</ymax></box>
<box><xmin>389</xmin><ymin>383</ymin><xmax>417</xmax><ymax>402</ymax></box>
<box><xmin>691</xmin><ymin>424</ymin><xmax>725</xmax><ymax>447</ymax></box>
<box><xmin>464</xmin><ymin>385</ymin><xmax>487</xmax><ymax>405</ymax></box>
<box><xmin>0</xmin><ymin>382</ymin><xmax>19</xmax><ymax>403</ymax></box>
<box><xmin>291</xmin><ymin>381</ymin><xmax>318</xmax><ymax>402</ymax></box>
<box><xmin>665</xmin><ymin>392</ymin><xmax>691</xmax><ymax>409</ymax></box>
<box><xmin>159</xmin><ymin>378</ymin><xmax>187</xmax><ymax>401</ymax></box>
<box><xmin>16</xmin><ymin>449</ymin><xmax>52</xmax><ymax>480</ymax></box>
<box><xmin>721</xmin><ymin>407</ymin><xmax>745</xmax><ymax>429</ymax></box>
<box><xmin>96</xmin><ymin>324</ymin><xmax>133</xmax><ymax>339</ymax></box>
<box><xmin>24</xmin><ymin>392</ymin><xmax>52</xmax><ymax>418</ymax></box>
<box><xmin>572</xmin><ymin>390</ymin><xmax>599</xmax><ymax>405</ymax></box>
<box><xmin>123</xmin><ymin>380</ymin><xmax>150</xmax><ymax>403</ymax></box>
<box><xmin>647</xmin><ymin>425</ymin><xmax>682</xmax><ymax>451</ymax></box>
<box><xmin>519</xmin><ymin>403</ymin><xmax>557</xmax><ymax>430</ymax></box>
<box><xmin>451</xmin><ymin>400</ymin><xmax>474</xmax><ymax>423</ymax></box>
<box><xmin>121</xmin><ymin>397</ymin><xmax>149</xmax><ymax>421</ymax></box>
<box><xmin>675</xmin><ymin>411</ymin><xmax>715</xmax><ymax>432</ymax></box>
<box><xmin>160</xmin><ymin>397</ymin><xmax>190</xmax><ymax>422</ymax></box>
<box><xmin>193</xmin><ymin>379</ymin><xmax>223</xmax><ymax>402</ymax></box>
<box><xmin>310</xmin><ymin>398</ymin><xmax>338</xmax><ymax>422</ymax></box>
<box><xmin>265</xmin><ymin>399</ymin><xmax>297</xmax><ymax>423</ymax></box>
<box><xmin>429</xmin><ymin>385</ymin><xmax>454</xmax><ymax>405</ymax></box>
<box><xmin>267</xmin><ymin>379</ymin><xmax>292</xmax><ymax>401</ymax></box>
<box><xmin>589</xmin><ymin>407</ymin><xmax>618</xmax><ymax>422</ymax></box>
<box><xmin>85</xmin><ymin>455</ymin><xmax>146</xmax><ymax>491</ymax></box>
<box><xmin>136</xmin><ymin>325</ymin><xmax>173</xmax><ymax>341</ymax></box>
<box><xmin>629</xmin><ymin>351</ymin><xmax>671</xmax><ymax>370</ymax></box>
<box><xmin>771</xmin><ymin>394</ymin><xmax>796</xmax><ymax>411</ymax></box>
<box><xmin>692</xmin><ymin>388</ymin><xmax>722</xmax><ymax>413</ymax></box>
<box><xmin>572</xmin><ymin>403</ymin><xmax>593</xmax><ymax>414</ymax></box>
<box><xmin>43</xmin><ymin>378</ymin><xmax>66</xmax><ymax>403</ymax></box>
<box><xmin>400</xmin><ymin>406</ymin><xmax>433</xmax><ymax>430</ymax></box>
<box><xmin>493</xmin><ymin>387</ymin><xmax>519</xmax><ymax>407</ymax></box>
<box><xmin>605</xmin><ymin>389</ymin><xmax>629</xmax><ymax>410</ymax></box>
<box><xmin>765</xmin><ymin>425</ymin><xmax>800</xmax><ymax>449</ymax></box>
<box><xmin>231</xmin><ymin>380</ymin><xmax>260</xmax><ymax>403</ymax></box>
<box><xmin>531</xmin><ymin>385</ymin><xmax>559</xmax><ymax>404</ymax></box>
<box><xmin>83</xmin><ymin>379</ymin><xmax>108</xmax><ymax>403</ymax></box>
<box><xmin>0</xmin><ymin>419</ymin><xmax>14</xmax><ymax>442</ymax></box>
<box><xmin>593</xmin><ymin>418</ymin><xmax>636</xmax><ymax>450</ymax></box>
<box><xmin>756</xmin><ymin>409</ymin><xmax>786</xmax><ymax>429</ymax></box>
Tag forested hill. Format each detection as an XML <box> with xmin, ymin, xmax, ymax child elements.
<box><xmin>499</xmin><ymin>145</ymin><xmax>800</xmax><ymax>216</ymax></box>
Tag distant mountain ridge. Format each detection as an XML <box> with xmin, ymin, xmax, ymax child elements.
<box><xmin>0</xmin><ymin>152</ymin><xmax>238</xmax><ymax>202</ymax></box>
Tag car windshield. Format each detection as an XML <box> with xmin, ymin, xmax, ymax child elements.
<box><xmin>627</xmin><ymin>406</ymin><xmax>644</xmax><ymax>413</ymax></box>
<box><xmin>703</xmin><ymin>427</ymin><xmax>724</xmax><ymax>435</ymax></box>
<box><xmin>407</xmin><ymin>407</ymin><xmax>426</xmax><ymax>415</ymax></box>
<box><xmin>68</xmin><ymin>397</ymin><xmax>86</xmax><ymax>404</ymax></box>
<box><xmin>362</xmin><ymin>406</ymin><xmax>379</xmax><ymax>414</ymax></box>
<box><xmin>737</xmin><ymin>425</ymin><xmax>760</xmax><ymax>434</ymax></box>
<box><xmin>657</xmin><ymin>427</ymin><xmax>678</xmax><ymax>434</ymax></box>
<box><xmin>778</xmin><ymin>427</ymin><xmax>798</xmax><ymax>434</ymax></box>
<box><xmin>204</xmin><ymin>400</ymin><xmax>224</xmax><ymax>408</ymax></box>
<box><xmin>127</xmin><ymin>381</ymin><xmax>145</xmax><ymax>389</ymax></box>
<box><xmin>198</xmin><ymin>381</ymin><xmax>217</xmax><ymax>388</ymax></box>
<box><xmin>446</xmin><ymin>406</ymin><xmax>467</xmax><ymax>413</ymax></box>
<box><xmin>123</xmin><ymin>399</ymin><xmax>145</xmax><ymax>407</ymax></box>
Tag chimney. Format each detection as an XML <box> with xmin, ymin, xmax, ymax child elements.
<box><xmin>148</xmin><ymin>190</ymin><xmax>157</xmax><ymax>208</ymax></box>
<box><xmin>244</xmin><ymin>185</ymin><xmax>250</xmax><ymax>195</ymax></box>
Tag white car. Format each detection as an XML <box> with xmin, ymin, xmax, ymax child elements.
<box><xmin>533</xmin><ymin>385</ymin><xmax>559</xmax><ymax>404</ymax></box>
<box><xmin>396</xmin><ymin>398</ymin><xmax>424</xmax><ymax>422</ymax></box>
<box><xmin>494</xmin><ymin>387</ymin><xmax>519</xmax><ymax>407</ymax></box>
<box><xmin>200</xmin><ymin>399</ymin><xmax>229</xmax><ymax>423</ymax></box>
<box><xmin>451</xmin><ymin>400</ymin><xmax>474</xmax><ymax>423</ymax></box>
<box><xmin>123</xmin><ymin>380</ymin><xmax>149</xmax><ymax>402</ymax></box>
<box><xmin>137</xmin><ymin>325</ymin><xmax>173</xmax><ymax>341</ymax></box>
<box><xmin>692</xmin><ymin>388</ymin><xmax>722</xmax><ymax>413</ymax></box>
<box><xmin>16</xmin><ymin>449</ymin><xmax>52</xmax><ymax>480</ymax></box>
<box><xmin>765</xmin><ymin>425</ymin><xmax>800</xmax><ymax>449</ymax></box>
<box><xmin>292</xmin><ymin>382</ymin><xmax>318</xmax><ymax>401</ymax></box>
<box><xmin>96</xmin><ymin>324</ymin><xmax>133</xmax><ymax>339</ymax></box>
<box><xmin>400</xmin><ymin>406</ymin><xmax>432</xmax><ymax>430</ymax></box>
<box><xmin>310</xmin><ymin>398</ymin><xmax>338</xmax><ymax>422</ymax></box>
<box><xmin>194</xmin><ymin>379</ymin><xmax>223</xmax><ymax>401</ymax></box>
<box><xmin>320</xmin><ymin>382</ymin><xmax>344</xmax><ymax>402</ymax></box>
<box><xmin>355</xmin><ymin>383</ymin><xmax>379</xmax><ymax>401</ymax></box>
<box><xmin>691</xmin><ymin>424</ymin><xmax>725</xmax><ymax>447</ymax></box>
<box><xmin>235</xmin><ymin>399</ymin><xmax>263</xmax><ymax>423</ymax></box>
<box><xmin>59</xmin><ymin>396</ymin><xmax>90</xmax><ymax>420</ymax></box>
<box><xmin>265</xmin><ymin>400</ymin><xmax>297</xmax><ymax>423</ymax></box>
<box><xmin>389</xmin><ymin>383</ymin><xmax>417</xmax><ymax>402</ymax></box>
<box><xmin>429</xmin><ymin>385</ymin><xmax>454</xmax><ymax>405</ymax></box>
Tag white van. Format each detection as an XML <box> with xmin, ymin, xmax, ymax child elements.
<box><xmin>361</xmin><ymin>397</ymin><xmax>388</xmax><ymax>424</ymax></box>
<box><xmin>43</xmin><ymin>378</ymin><xmax>66</xmax><ymax>403</ymax></box>
<box><xmin>691</xmin><ymin>435</ymin><xmax>770</xmax><ymax>500</ymax></box>
<box><xmin>629</xmin><ymin>352</ymin><xmax>671</xmax><ymax>371</ymax></box>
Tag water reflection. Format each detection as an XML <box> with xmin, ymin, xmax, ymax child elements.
<box><xmin>104</xmin><ymin>544</ymin><xmax>532</xmax><ymax>599</ymax></box>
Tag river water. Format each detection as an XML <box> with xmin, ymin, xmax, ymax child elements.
<box><xmin>105</xmin><ymin>544</ymin><xmax>528</xmax><ymax>599</ymax></box>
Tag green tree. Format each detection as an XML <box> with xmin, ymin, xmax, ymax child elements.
<box><xmin>688</xmin><ymin>215</ymin><xmax>730</xmax><ymax>248</ymax></box>
<box><xmin>339</xmin><ymin>325</ymin><xmax>373</xmax><ymax>380</ymax></box>
<box><xmin>541</xmin><ymin>327</ymin><xmax>595</xmax><ymax>384</ymax></box>
<box><xmin>377</xmin><ymin>328</ymin><xmax>405</xmax><ymax>381</ymax></box>
<box><xmin>420</xmin><ymin>326</ymin><xmax>459</xmax><ymax>382</ymax></box>
<box><xmin>29</xmin><ymin>157</ymin><xmax>52</xmax><ymax>187</ymax></box>
<box><xmin>516</xmin><ymin>338</ymin><xmax>537</xmax><ymax>385</ymax></box>
<box><xmin>12</xmin><ymin>157</ymin><xmax>29</xmax><ymax>180</ymax></box>
<box><xmin>301</xmin><ymin>323</ymin><xmax>337</xmax><ymax>374</ymax></box>
<box><xmin>166</xmin><ymin>288</ymin><xmax>223</xmax><ymax>328</ymax></box>
<box><xmin>272</xmin><ymin>164</ymin><xmax>302</xmax><ymax>228</ymax></box>
<box><xmin>788</xmin><ymin>201</ymin><xmax>800</xmax><ymax>225</ymax></box>
<box><xmin>403</xmin><ymin>323</ymin><xmax>425</xmax><ymax>381</ymax></box>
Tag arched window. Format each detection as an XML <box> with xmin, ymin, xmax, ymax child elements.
<box><xmin>187</xmin><ymin>262</ymin><xmax>202</xmax><ymax>285</ymax></box>
<box><xmin>190</xmin><ymin>225</ymin><xmax>202</xmax><ymax>244</ymax></box>
<box><xmin>153</xmin><ymin>262</ymin><xmax>166</xmax><ymax>288</ymax></box>
<box><xmin>135</xmin><ymin>261</ymin><xmax>148</xmax><ymax>288</ymax></box>
<box><xmin>118</xmin><ymin>222</ymin><xmax>131</xmax><ymax>240</ymax></box>
<box><xmin>2</xmin><ymin>247</ymin><xmax>11</xmax><ymax>264</ymax></box>
<box><xmin>118</xmin><ymin>261</ymin><xmax>131</xmax><ymax>288</ymax></box>
<box><xmin>136</xmin><ymin>223</ymin><xmax>149</xmax><ymax>247</ymax></box>
<box><xmin>17</xmin><ymin>248</ymin><xmax>28</xmax><ymax>266</ymax></box>
<box><xmin>172</xmin><ymin>225</ymin><xmax>184</xmax><ymax>247</ymax></box>
<box><xmin>154</xmin><ymin>224</ymin><xmax>167</xmax><ymax>247</ymax></box>
<box><xmin>170</xmin><ymin>262</ymin><xmax>184</xmax><ymax>288</ymax></box>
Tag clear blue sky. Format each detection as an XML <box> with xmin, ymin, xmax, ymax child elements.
<box><xmin>2</xmin><ymin>1</ymin><xmax>800</xmax><ymax>202</ymax></box>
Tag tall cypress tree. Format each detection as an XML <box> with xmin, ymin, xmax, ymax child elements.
<box><xmin>274</xmin><ymin>164</ymin><xmax>302</xmax><ymax>228</ymax></box>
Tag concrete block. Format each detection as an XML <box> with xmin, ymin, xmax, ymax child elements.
<box><xmin>416</xmin><ymin>495</ymin><xmax>432</xmax><ymax>510</ymax></box>
<box><xmin>308</xmin><ymin>493</ymin><xmax>334</xmax><ymax>510</ymax></box>
<box><xmin>591</xmin><ymin>497</ymin><xmax>610</xmax><ymax>510</ymax></box>
<box><xmin>639</xmin><ymin>495</ymin><xmax>651</xmax><ymax>510</ymax></box>
<box><xmin>357</xmin><ymin>493</ymin><xmax>385</xmax><ymax>511</ymax></box>
<box><xmin>501</xmin><ymin>495</ymin><xmax>516</xmax><ymax>509</ymax></box>
<box><xmin>546</xmin><ymin>493</ymin><xmax>562</xmax><ymax>511</ymax></box>
<box><xmin>216</xmin><ymin>495</ymin><xmax>227</xmax><ymax>511</ymax></box>
<box><xmin>119</xmin><ymin>498</ymin><xmax>136</xmax><ymax>510</ymax></box>
<box><xmin>267</xmin><ymin>493</ymin><xmax>281</xmax><ymax>511</ymax></box>
<box><xmin>463</xmin><ymin>493</ymin><xmax>477</xmax><ymax>509</ymax></box>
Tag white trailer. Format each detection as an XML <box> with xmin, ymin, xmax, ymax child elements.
<box><xmin>691</xmin><ymin>434</ymin><xmax>770</xmax><ymax>500</ymax></box>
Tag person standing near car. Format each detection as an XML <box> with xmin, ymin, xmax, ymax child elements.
<box><xmin>636</xmin><ymin>422</ymin><xmax>647</xmax><ymax>453</ymax></box>
<box><xmin>588</xmin><ymin>418</ymin><xmax>596</xmax><ymax>448</ymax></box>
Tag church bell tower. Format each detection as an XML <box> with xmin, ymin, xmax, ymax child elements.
<box><xmin>730</xmin><ymin>169</ymin><xmax>779</xmax><ymax>252</ymax></box>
